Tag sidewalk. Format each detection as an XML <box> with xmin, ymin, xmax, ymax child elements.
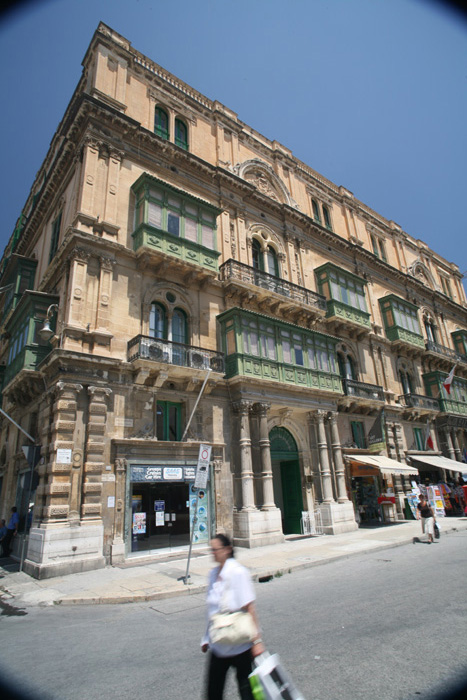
<box><xmin>1</xmin><ymin>518</ymin><xmax>466</xmax><ymax>608</ymax></box>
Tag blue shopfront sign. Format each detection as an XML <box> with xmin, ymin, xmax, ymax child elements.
<box><xmin>130</xmin><ymin>465</ymin><xmax>196</xmax><ymax>482</ymax></box>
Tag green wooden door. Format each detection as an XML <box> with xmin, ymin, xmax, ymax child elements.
<box><xmin>280</xmin><ymin>459</ymin><xmax>302</xmax><ymax>534</ymax></box>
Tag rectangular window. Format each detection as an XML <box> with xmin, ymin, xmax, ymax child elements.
<box><xmin>48</xmin><ymin>212</ymin><xmax>62</xmax><ymax>263</ymax></box>
<box><xmin>156</xmin><ymin>401</ymin><xmax>181</xmax><ymax>441</ymax></box>
<box><xmin>167</xmin><ymin>212</ymin><xmax>180</xmax><ymax>236</ymax></box>
<box><xmin>148</xmin><ymin>202</ymin><xmax>162</xmax><ymax>228</ymax></box>
<box><xmin>185</xmin><ymin>218</ymin><xmax>198</xmax><ymax>242</ymax></box>
<box><xmin>413</xmin><ymin>428</ymin><xmax>424</xmax><ymax>451</ymax></box>
<box><xmin>351</xmin><ymin>421</ymin><xmax>366</xmax><ymax>449</ymax></box>
<box><xmin>201</xmin><ymin>224</ymin><xmax>214</xmax><ymax>249</ymax></box>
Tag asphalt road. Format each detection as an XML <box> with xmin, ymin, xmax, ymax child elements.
<box><xmin>1</xmin><ymin>530</ymin><xmax>466</xmax><ymax>700</ymax></box>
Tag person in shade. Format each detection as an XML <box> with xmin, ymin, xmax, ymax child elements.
<box><xmin>201</xmin><ymin>533</ymin><xmax>265</xmax><ymax>700</ymax></box>
<box><xmin>416</xmin><ymin>494</ymin><xmax>436</xmax><ymax>543</ymax></box>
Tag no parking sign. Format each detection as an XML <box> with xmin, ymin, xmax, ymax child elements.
<box><xmin>194</xmin><ymin>444</ymin><xmax>211</xmax><ymax>489</ymax></box>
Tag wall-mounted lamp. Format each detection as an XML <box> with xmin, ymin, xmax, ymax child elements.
<box><xmin>38</xmin><ymin>304</ymin><xmax>59</xmax><ymax>343</ymax></box>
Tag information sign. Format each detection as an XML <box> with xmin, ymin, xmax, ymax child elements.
<box><xmin>133</xmin><ymin>512</ymin><xmax>146</xmax><ymax>534</ymax></box>
<box><xmin>195</xmin><ymin>444</ymin><xmax>211</xmax><ymax>489</ymax></box>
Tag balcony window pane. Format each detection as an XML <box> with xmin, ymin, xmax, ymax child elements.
<box><xmin>148</xmin><ymin>202</ymin><xmax>162</xmax><ymax>228</ymax></box>
<box><xmin>168</xmin><ymin>196</ymin><xmax>181</xmax><ymax>209</ymax></box>
<box><xmin>167</xmin><ymin>213</ymin><xmax>180</xmax><ymax>236</ymax></box>
<box><xmin>202</xmin><ymin>224</ymin><xmax>214</xmax><ymax>249</ymax></box>
<box><xmin>185</xmin><ymin>218</ymin><xmax>198</xmax><ymax>242</ymax></box>
<box><xmin>226</xmin><ymin>328</ymin><xmax>236</xmax><ymax>355</ymax></box>
<box><xmin>261</xmin><ymin>335</ymin><xmax>276</xmax><ymax>360</ymax></box>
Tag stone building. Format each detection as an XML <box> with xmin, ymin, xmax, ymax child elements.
<box><xmin>0</xmin><ymin>23</ymin><xmax>466</xmax><ymax>578</ymax></box>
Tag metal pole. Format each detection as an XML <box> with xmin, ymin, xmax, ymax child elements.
<box><xmin>181</xmin><ymin>368</ymin><xmax>211</xmax><ymax>442</ymax></box>
<box><xmin>0</xmin><ymin>408</ymin><xmax>35</xmax><ymax>443</ymax></box>
<box><xmin>179</xmin><ymin>489</ymin><xmax>199</xmax><ymax>584</ymax></box>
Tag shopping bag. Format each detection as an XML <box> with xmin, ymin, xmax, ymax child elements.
<box><xmin>249</xmin><ymin>652</ymin><xmax>306</xmax><ymax>700</ymax></box>
<box><xmin>434</xmin><ymin>522</ymin><xmax>440</xmax><ymax>539</ymax></box>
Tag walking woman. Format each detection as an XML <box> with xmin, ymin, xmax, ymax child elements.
<box><xmin>416</xmin><ymin>494</ymin><xmax>436</xmax><ymax>543</ymax></box>
<box><xmin>201</xmin><ymin>534</ymin><xmax>265</xmax><ymax>699</ymax></box>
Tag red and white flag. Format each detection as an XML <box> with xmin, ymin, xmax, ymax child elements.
<box><xmin>443</xmin><ymin>364</ymin><xmax>456</xmax><ymax>395</ymax></box>
<box><xmin>424</xmin><ymin>422</ymin><xmax>434</xmax><ymax>451</ymax></box>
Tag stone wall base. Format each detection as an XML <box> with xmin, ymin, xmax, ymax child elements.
<box><xmin>233</xmin><ymin>508</ymin><xmax>284</xmax><ymax>548</ymax></box>
<box><xmin>318</xmin><ymin>501</ymin><xmax>358</xmax><ymax>535</ymax></box>
<box><xmin>110</xmin><ymin>538</ymin><xmax>126</xmax><ymax>565</ymax></box>
<box><xmin>23</xmin><ymin>521</ymin><xmax>105</xmax><ymax>579</ymax></box>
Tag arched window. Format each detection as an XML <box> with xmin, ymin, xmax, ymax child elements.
<box><xmin>149</xmin><ymin>303</ymin><xmax>167</xmax><ymax>339</ymax></box>
<box><xmin>424</xmin><ymin>318</ymin><xmax>437</xmax><ymax>343</ymax></box>
<box><xmin>399</xmin><ymin>370</ymin><xmax>413</xmax><ymax>395</ymax></box>
<box><xmin>172</xmin><ymin>308</ymin><xmax>187</xmax><ymax>345</ymax></box>
<box><xmin>175</xmin><ymin>118</ymin><xmax>188</xmax><ymax>150</ymax></box>
<box><xmin>338</xmin><ymin>353</ymin><xmax>356</xmax><ymax>380</ymax></box>
<box><xmin>322</xmin><ymin>204</ymin><xmax>332</xmax><ymax>230</ymax></box>
<box><xmin>154</xmin><ymin>107</ymin><xmax>169</xmax><ymax>140</ymax></box>
<box><xmin>252</xmin><ymin>239</ymin><xmax>263</xmax><ymax>271</ymax></box>
<box><xmin>312</xmin><ymin>199</ymin><xmax>321</xmax><ymax>223</ymax></box>
<box><xmin>265</xmin><ymin>245</ymin><xmax>279</xmax><ymax>277</ymax></box>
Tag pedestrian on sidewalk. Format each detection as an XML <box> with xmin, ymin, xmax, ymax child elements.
<box><xmin>416</xmin><ymin>495</ymin><xmax>436</xmax><ymax>543</ymax></box>
<box><xmin>2</xmin><ymin>507</ymin><xmax>19</xmax><ymax>556</ymax></box>
<box><xmin>201</xmin><ymin>533</ymin><xmax>265</xmax><ymax>700</ymax></box>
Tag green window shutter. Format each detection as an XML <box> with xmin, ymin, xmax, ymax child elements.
<box><xmin>48</xmin><ymin>212</ymin><xmax>62</xmax><ymax>263</ymax></box>
<box><xmin>156</xmin><ymin>401</ymin><xmax>181</xmax><ymax>440</ymax></box>
<box><xmin>351</xmin><ymin>421</ymin><xmax>366</xmax><ymax>449</ymax></box>
<box><xmin>175</xmin><ymin>118</ymin><xmax>188</xmax><ymax>150</ymax></box>
<box><xmin>155</xmin><ymin>107</ymin><xmax>169</xmax><ymax>139</ymax></box>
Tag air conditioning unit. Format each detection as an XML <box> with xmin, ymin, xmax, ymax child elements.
<box><xmin>190</xmin><ymin>350</ymin><xmax>207</xmax><ymax>369</ymax></box>
<box><xmin>148</xmin><ymin>343</ymin><xmax>163</xmax><ymax>360</ymax></box>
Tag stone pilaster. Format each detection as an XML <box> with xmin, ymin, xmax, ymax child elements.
<box><xmin>452</xmin><ymin>428</ymin><xmax>462</xmax><ymax>461</ymax></box>
<box><xmin>82</xmin><ymin>386</ymin><xmax>112</xmax><ymax>520</ymax></box>
<box><xmin>42</xmin><ymin>382</ymin><xmax>83</xmax><ymax>523</ymax></box>
<box><xmin>328</xmin><ymin>412</ymin><xmax>348</xmax><ymax>503</ymax></box>
<box><xmin>111</xmin><ymin>457</ymin><xmax>127</xmax><ymax>563</ymax></box>
<box><xmin>445</xmin><ymin>428</ymin><xmax>456</xmax><ymax>461</ymax></box>
<box><xmin>96</xmin><ymin>256</ymin><xmax>115</xmax><ymax>331</ymax></box>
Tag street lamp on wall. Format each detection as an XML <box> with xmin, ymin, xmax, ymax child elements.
<box><xmin>38</xmin><ymin>304</ymin><xmax>59</xmax><ymax>343</ymax></box>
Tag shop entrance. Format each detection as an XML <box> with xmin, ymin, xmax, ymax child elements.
<box><xmin>131</xmin><ymin>481</ymin><xmax>190</xmax><ymax>552</ymax></box>
<box><xmin>351</xmin><ymin>476</ymin><xmax>382</xmax><ymax>525</ymax></box>
<box><xmin>270</xmin><ymin>427</ymin><xmax>302</xmax><ymax>535</ymax></box>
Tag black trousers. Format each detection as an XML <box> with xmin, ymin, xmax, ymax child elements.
<box><xmin>2</xmin><ymin>529</ymin><xmax>15</xmax><ymax>556</ymax></box>
<box><xmin>207</xmin><ymin>649</ymin><xmax>254</xmax><ymax>700</ymax></box>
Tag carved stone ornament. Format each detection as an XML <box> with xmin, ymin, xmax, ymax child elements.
<box><xmin>233</xmin><ymin>159</ymin><xmax>299</xmax><ymax>208</ymax></box>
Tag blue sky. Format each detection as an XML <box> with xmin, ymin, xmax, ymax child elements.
<box><xmin>0</xmin><ymin>0</ymin><xmax>466</xmax><ymax>287</ymax></box>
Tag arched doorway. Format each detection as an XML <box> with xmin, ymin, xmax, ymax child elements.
<box><xmin>269</xmin><ymin>427</ymin><xmax>302</xmax><ymax>534</ymax></box>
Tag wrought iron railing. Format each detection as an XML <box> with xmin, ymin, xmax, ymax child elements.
<box><xmin>342</xmin><ymin>378</ymin><xmax>384</xmax><ymax>401</ymax></box>
<box><xmin>127</xmin><ymin>335</ymin><xmax>225</xmax><ymax>373</ymax></box>
<box><xmin>398</xmin><ymin>393</ymin><xmax>440</xmax><ymax>411</ymax></box>
<box><xmin>219</xmin><ymin>259</ymin><xmax>327</xmax><ymax>312</ymax></box>
<box><xmin>425</xmin><ymin>340</ymin><xmax>467</xmax><ymax>364</ymax></box>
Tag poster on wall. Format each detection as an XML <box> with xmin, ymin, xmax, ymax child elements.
<box><xmin>133</xmin><ymin>512</ymin><xmax>146</xmax><ymax>534</ymax></box>
<box><xmin>427</xmin><ymin>485</ymin><xmax>445</xmax><ymax>518</ymax></box>
<box><xmin>190</xmin><ymin>486</ymin><xmax>209</xmax><ymax>544</ymax></box>
<box><xmin>155</xmin><ymin>511</ymin><xmax>164</xmax><ymax>527</ymax></box>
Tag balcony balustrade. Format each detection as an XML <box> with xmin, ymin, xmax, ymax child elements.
<box><xmin>219</xmin><ymin>259</ymin><xmax>327</xmax><ymax>312</ymax></box>
<box><xmin>438</xmin><ymin>397</ymin><xmax>467</xmax><ymax>417</ymax></box>
<box><xmin>398</xmin><ymin>393</ymin><xmax>440</xmax><ymax>411</ymax></box>
<box><xmin>342</xmin><ymin>378</ymin><xmax>384</xmax><ymax>402</ymax></box>
<box><xmin>128</xmin><ymin>335</ymin><xmax>225</xmax><ymax>373</ymax></box>
<box><xmin>425</xmin><ymin>340</ymin><xmax>467</xmax><ymax>364</ymax></box>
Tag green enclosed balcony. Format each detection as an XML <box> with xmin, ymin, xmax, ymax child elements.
<box><xmin>315</xmin><ymin>263</ymin><xmax>371</xmax><ymax>334</ymax></box>
<box><xmin>422</xmin><ymin>371</ymin><xmax>467</xmax><ymax>417</ymax></box>
<box><xmin>218</xmin><ymin>307</ymin><xmax>342</xmax><ymax>393</ymax></box>
<box><xmin>379</xmin><ymin>295</ymin><xmax>424</xmax><ymax>350</ymax></box>
<box><xmin>0</xmin><ymin>254</ymin><xmax>37</xmax><ymax>322</ymax></box>
<box><xmin>3</xmin><ymin>291</ymin><xmax>58</xmax><ymax>388</ymax></box>
<box><xmin>451</xmin><ymin>330</ymin><xmax>467</xmax><ymax>363</ymax></box>
<box><xmin>131</xmin><ymin>173</ymin><xmax>222</xmax><ymax>274</ymax></box>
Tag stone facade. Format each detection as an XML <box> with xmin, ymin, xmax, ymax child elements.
<box><xmin>0</xmin><ymin>23</ymin><xmax>466</xmax><ymax>578</ymax></box>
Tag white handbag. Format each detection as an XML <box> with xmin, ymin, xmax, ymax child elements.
<box><xmin>210</xmin><ymin>610</ymin><xmax>256</xmax><ymax>645</ymax></box>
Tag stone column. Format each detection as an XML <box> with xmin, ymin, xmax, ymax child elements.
<box><xmin>393</xmin><ymin>474</ymin><xmax>405</xmax><ymax>518</ymax></box>
<box><xmin>232</xmin><ymin>401</ymin><xmax>256</xmax><ymax>511</ymax></box>
<box><xmin>82</xmin><ymin>386</ymin><xmax>112</xmax><ymax>520</ymax></box>
<box><xmin>452</xmin><ymin>428</ymin><xmax>462</xmax><ymax>461</ymax></box>
<box><xmin>386</xmin><ymin>421</ymin><xmax>397</xmax><ymax>460</ymax></box>
<box><xmin>316</xmin><ymin>410</ymin><xmax>335</xmax><ymax>503</ymax></box>
<box><xmin>253</xmin><ymin>403</ymin><xmax>276</xmax><ymax>510</ymax></box>
<box><xmin>445</xmin><ymin>428</ymin><xmax>456</xmax><ymax>461</ymax></box>
<box><xmin>328</xmin><ymin>412</ymin><xmax>348</xmax><ymax>503</ymax></box>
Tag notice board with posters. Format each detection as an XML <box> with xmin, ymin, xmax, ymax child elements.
<box><xmin>427</xmin><ymin>485</ymin><xmax>445</xmax><ymax>517</ymax></box>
